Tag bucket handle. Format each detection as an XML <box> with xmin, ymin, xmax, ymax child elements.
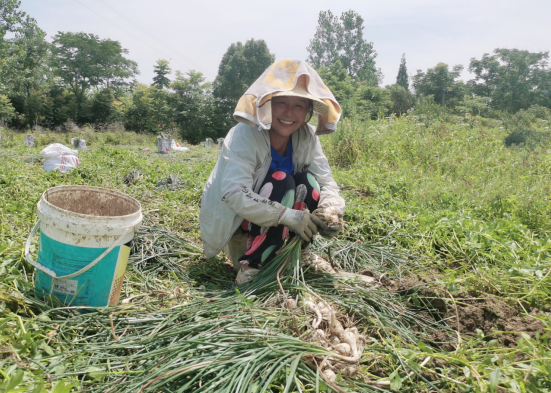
<box><xmin>25</xmin><ymin>220</ymin><xmax>130</xmax><ymax>280</ymax></box>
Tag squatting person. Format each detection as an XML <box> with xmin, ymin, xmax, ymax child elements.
<box><xmin>200</xmin><ymin>59</ymin><xmax>345</xmax><ymax>284</ymax></box>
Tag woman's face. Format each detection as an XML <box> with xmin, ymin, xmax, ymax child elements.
<box><xmin>270</xmin><ymin>96</ymin><xmax>310</xmax><ymax>139</ymax></box>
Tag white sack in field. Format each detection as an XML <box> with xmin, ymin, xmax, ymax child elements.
<box><xmin>40</xmin><ymin>143</ymin><xmax>79</xmax><ymax>173</ymax></box>
<box><xmin>40</xmin><ymin>143</ymin><xmax>79</xmax><ymax>159</ymax></box>
<box><xmin>170</xmin><ymin>139</ymin><xmax>190</xmax><ymax>152</ymax></box>
<box><xmin>24</xmin><ymin>135</ymin><xmax>36</xmax><ymax>147</ymax></box>
<box><xmin>44</xmin><ymin>155</ymin><xmax>80</xmax><ymax>173</ymax></box>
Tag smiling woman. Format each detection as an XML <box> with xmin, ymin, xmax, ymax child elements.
<box><xmin>199</xmin><ymin>59</ymin><xmax>346</xmax><ymax>284</ymax></box>
<box><xmin>270</xmin><ymin>95</ymin><xmax>310</xmax><ymax>153</ymax></box>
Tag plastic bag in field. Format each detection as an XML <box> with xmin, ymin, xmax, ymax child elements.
<box><xmin>40</xmin><ymin>143</ymin><xmax>79</xmax><ymax>159</ymax></box>
<box><xmin>24</xmin><ymin>134</ymin><xmax>36</xmax><ymax>147</ymax></box>
<box><xmin>44</xmin><ymin>155</ymin><xmax>80</xmax><ymax>173</ymax></box>
<box><xmin>71</xmin><ymin>137</ymin><xmax>87</xmax><ymax>151</ymax></box>
<box><xmin>170</xmin><ymin>139</ymin><xmax>190</xmax><ymax>152</ymax></box>
<box><xmin>157</xmin><ymin>135</ymin><xmax>170</xmax><ymax>154</ymax></box>
<box><xmin>40</xmin><ymin>143</ymin><xmax>79</xmax><ymax>173</ymax></box>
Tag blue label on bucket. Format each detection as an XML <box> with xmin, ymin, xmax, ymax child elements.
<box><xmin>35</xmin><ymin>232</ymin><xmax>125</xmax><ymax>307</ymax></box>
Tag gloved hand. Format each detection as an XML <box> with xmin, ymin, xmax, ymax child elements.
<box><xmin>278</xmin><ymin>208</ymin><xmax>329</xmax><ymax>242</ymax></box>
<box><xmin>313</xmin><ymin>207</ymin><xmax>344</xmax><ymax>238</ymax></box>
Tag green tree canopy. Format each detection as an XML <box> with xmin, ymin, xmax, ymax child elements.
<box><xmin>213</xmin><ymin>38</ymin><xmax>275</xmax><ymax>120</ymax></box>
<box><xmin>0</xmin><ymin>1</ymin><xmax>51</xmax><ymax>127</ymax></box>
<box><xmin>0</xmin><ymin>94</ymin><xmax>16</xmax><ymax>121</ymax></box>
<box><xmin>469</xmin><ymin>48</ymin><xmax>551</xmax><ymax>112</ymax></box>
<box><xmin>307</xmin><ymin>10</ymin><xmax>381</xmax><ymax>86</ymax></box>
<box><xmin>153</xmin><ymin>59</ymin><xmax>171</xmax><ymax>89</ymax></box>
<box><xmin>354</xmin><ymin>85</ymin><xmax>392</xmax><ymax>119</ymax></box>
<box><xmin>412</xmin><ymin>62</ymin><xmax>466</xmax><ymax>107</ymax></box>
<box><xmin>388</xmin><ymin>84</ymin><xmax>415</xmax><ymax>115</ymax></box>
<box><xmin>51</xmin><ymin>32</ymin><xmax>138</xmax><ymax>118</ymax></box>
<box><xmin>396</xmin><ymin>54</ymin><xmax>409</xmax><ymax>91</ymax></box>
<box><xmin>0</xmin><ymin>0</ymin><xmax>25</xmax><ymax>41</ymax></box>
<box><xmin>315</xmin><ymin>60</ymin><xmax>356</xmax><ymax>104</ymax></box>
<box><xmin>171</xmin><ymin>70</ymin><xmax>224</xmax><ymax>143</ymax></box>
<box><xmin>0</xmin><ymin>17</ymin><xmax>49</xmax><ymax>97</ymax></box>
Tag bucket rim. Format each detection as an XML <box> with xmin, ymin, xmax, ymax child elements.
<box><xmin>40</xmin><ymin>185</ymin><xmax>142</xmax><ymax>220</ymax></box>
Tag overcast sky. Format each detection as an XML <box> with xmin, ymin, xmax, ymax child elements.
<box><xmin>19</xmin><ymin>0</ymin><xmax>551</xmax><ymax>87</ymax></box>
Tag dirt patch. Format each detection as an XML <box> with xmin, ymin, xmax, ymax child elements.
<box><xmin>384</xmin><ymin>275</ymin><xmax>449</xmax><ymax>315</ymax></box>
<box><xmin>45</xmin><ymin>186</ymin><xmax>140</xmax><ymax>216</ymax></box>
<box><xmin>384</xmin><ymin>276</ymin><xmax>546</xmax><ymax>348</ymax></box>
<box><xmin>447</xmin><ymin>296</ymin><xmax>545</xmax><ymax>347</ymax></box>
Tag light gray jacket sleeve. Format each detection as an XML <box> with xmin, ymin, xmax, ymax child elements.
<box><xmin>306</xmin><ymin>137</ymin><xmax>346</xmax><ymax>213</ymax></box>
<box><xmin>220</xmin><ymin>128</ymin><xmax>286</xmax><ymax>228</ymax></box>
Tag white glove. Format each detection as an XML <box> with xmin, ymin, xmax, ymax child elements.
<box><xmin>278</xmin><ymin>208</ymin><xmax>329</xmax><ymax>242</ymax></box>
<box><xmin>313</xmin><ymin>207</ymin><xmax>344</xmax><ymax>238</ymax></box>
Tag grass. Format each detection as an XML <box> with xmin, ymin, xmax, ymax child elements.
<box><xmin>0</xmin><ymin>113</ymin><xmax>550</xmax><ymax>392</ymax></box>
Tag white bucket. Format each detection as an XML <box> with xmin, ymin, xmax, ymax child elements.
<box><xmin>25</xmin><ymin>185</ymin><xmax>142</xmax><ymax>307</ymax></box>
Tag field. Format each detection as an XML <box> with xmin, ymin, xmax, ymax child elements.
<box><xmin>0</xmin><ymin>114</ymin><xmax>550</xmax><ymax>392</ymax></box>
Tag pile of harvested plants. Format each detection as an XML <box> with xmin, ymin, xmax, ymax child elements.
<box><xmin>15</xmin><ymin>228</ymin><xmax>452</xmax><ymax>392</ymax></box>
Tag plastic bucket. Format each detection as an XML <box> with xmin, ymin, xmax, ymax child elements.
<box><xmin>25</xmin><ymin>185</ymin><xmax>142</xmax><ymax>307</ymax></box>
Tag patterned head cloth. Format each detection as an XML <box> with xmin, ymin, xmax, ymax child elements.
<box><xmin>233</xmin><ymin>59</ymin><xmax>341</xmax><ymax>135</ymax></box>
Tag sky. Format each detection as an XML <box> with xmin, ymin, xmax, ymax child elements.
<box><xmin>19</xmin><ymin>0</ymin><xmax>551</xmax><ymax>87</ymax></box>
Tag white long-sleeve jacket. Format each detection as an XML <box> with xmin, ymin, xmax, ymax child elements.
<box><xmin>200</xmin><ymin>122</ymin><xmax>345</xmax><ymax>258</ymax></box>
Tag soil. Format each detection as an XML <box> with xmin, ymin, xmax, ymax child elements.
<box><xmin>383</xmin><ymin>274</ymin><xmax>546</xmax><ymax>348</ymax></box>
<box><xmin>46</xmin><ymin>186</ymin><xmax>140</xmax><ymax>216</ymax></box>
<box><xmin>447</xmin><ymin>296</ymin><xmax>544</xmax><ymax>347</ymax></box>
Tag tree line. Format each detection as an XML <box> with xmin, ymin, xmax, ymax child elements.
<box><xmin>1</xmin><ymin>1</ymin><xmax>550</xmax><ymax>143</ymax></box>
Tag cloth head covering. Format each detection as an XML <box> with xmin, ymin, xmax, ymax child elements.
<box><xmin>233</xmin><ymin>59</ymin><xmax>341</xmax><ymax>135</ymax></box>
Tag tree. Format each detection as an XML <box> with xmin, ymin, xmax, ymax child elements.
<box><xmin>2</xmin><ymin>19</ymin><xmax>50</xmax><ymax>98</ymax></box>
<box><xmin>396</xmin><ymin>54</ymin><xmax>409</xmax><ymax>91</ymax></box>
<box><xmin>91</xmin><ymin>88</ymin><xmax>115</xmax><ymax>124</ymax></box>
<box><xmin>412</xmin><ymin>63</ymin><xmax>466</xmax><ymax>107</ymax></box>
<box><xmin>51</xmin><ymin>32</ymin><xmax>138</xmax><ymax>120</ymax></box>
<box><xmin>454</xmin><ymin>95</ymin><xmax>490</xmax><ymax>117</ymax></box>
<box><xmin>307</xmin><ymin>10</ymin><xmax>382</xmax><ymax>85</ymax></box>
<box><xmin>0</xmin><ymin>0</ymin><xmax>25</xmax><ymax>42</ymax></box>
<box><xmin>469</xmin><ymin>48</ymin><xmax>551</xmax><ymax>112</ymax></box>
<box><xmin>123</xmin><ymin>84</ymin><xmax>163</xmax><ymax>133</ymax></box>
<box><xmin>171</xmin><ymin>70</ymin><xmax>225</xmax><ymax>143</ymax></box>
<box><xmin>0</xmin><ymin>94</ymin><xmax>15</xmax><ymax>122</ymax></box>
<box><xmin>354</xmin><ymin>85</ymin><xmax>393</xmax><ymax>119</ymax></box>
<box><xmin>45</xmin><ymin>85</ymin><xmax>77</xmax><ymax>127</ymax></box>
<box><xmin>153</xmin><ymin>59</ymin><xmax>171</xmax><ymax>89</ymax></box>
<box><xmin>213</xmin><ymin>39</ymin><xmax>274</xmax><ymax>121</ymax></box>
<box><xmin>388</xmin><ymin>84</ymin><xmax>415</xmax><ymax>115</ymax></box>
<box><xmin>1</xmin><ymin>0</ymin><xmax>49</xmax><ymax>98</ymax></box>
<box><xmin>315</xmin><ymin>60</ymin><xmax>357</xmax><ymax>118</ymax></box>
<box><xmin>315</xmin><ymin>60</ymin><xmax>356</xmax><ymax>103</ymax></box>
<box><xmin>0</xmin><ymin>1</ymin><xmax>51</xmax><ymax>127</ymax></box>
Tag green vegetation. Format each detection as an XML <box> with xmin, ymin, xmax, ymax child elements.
<box><xmin>2</xmin><ymin>2</ymin><xmax>550</xmax><ymax>147</ymax></box>
<box><xmin>1</xmin><ymin>2</ymin><xmax>551</xmax><ymax>391</ymax></box>
<box><xmin>1</xmin><ymin>111</ymin><xmax>550</xmax><ymax>391</ymax></box>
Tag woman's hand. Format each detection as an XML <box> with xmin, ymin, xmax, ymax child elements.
<box><xmin>278</xmin><ymin>208</ymin><xmax>329</xmax><ymax>242</ymax></box>
<box><xmin>313</xmin><ymin>207</ymin><xmax>344</xmax><ymax>238</ymax></box>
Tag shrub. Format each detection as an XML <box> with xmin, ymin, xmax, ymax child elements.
<box><xmin>354</xmin><ymin>85</ymin><xmax>393</xmax><ymax>120</ymax></box>
<box><xmin>388</xmin><ymin>84</ymin><xmax>415</xmax><ymax>115</ymax></box>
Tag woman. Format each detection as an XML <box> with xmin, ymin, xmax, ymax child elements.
<box><xmin>200</xmin><ymin>59</ymin><xmax>345</xmax><ymax>284</ymax></box>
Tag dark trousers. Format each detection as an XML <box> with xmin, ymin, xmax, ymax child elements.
<box><xmin>238</xmin><ymin>170</ymin><xmax>320</xmax><ymax>269</ymax></box>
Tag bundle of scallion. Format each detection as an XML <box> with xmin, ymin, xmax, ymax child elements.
<box><xmin>27</xmin><ymin>233</ymin><xmax>451</xmax><ymax>392</ymax></box>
